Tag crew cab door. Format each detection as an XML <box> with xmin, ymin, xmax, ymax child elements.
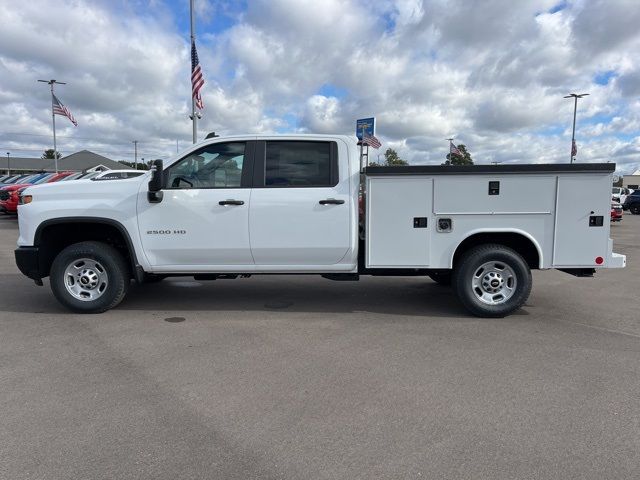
<box><xmin>249</xmin><ymin>140</ymin><xmax>352</xmax><ymax>266</ymax></box>
<box><xmin>137</xmin><ymin>141</ymin><xmax>255</xmax><ymax>268</ymax></box>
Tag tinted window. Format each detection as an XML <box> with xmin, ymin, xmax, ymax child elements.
<box><xmin>167</xmin><ymin>142</ymin><xmax>246</xmax><ymax>189</ymax></box>
<box><xmin>265</xmin><ymin>141</ymin><xmax>334</xmax><ymax>187</ymax></box>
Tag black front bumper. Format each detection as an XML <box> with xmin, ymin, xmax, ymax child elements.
<box><xmin>15</xmin><ymin>247</ymin><xmax>43</xmax><ymax>283</ymax></box>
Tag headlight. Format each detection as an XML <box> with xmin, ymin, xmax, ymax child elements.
<box><xmin>18</xmin><ymin>195</ymin><xmax>32</xmax><ymax>205</ymax></box>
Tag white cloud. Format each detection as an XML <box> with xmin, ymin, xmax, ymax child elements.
<box><xmin>301</xmin><ymin>95</ymin><xmax>342</xmax><ymax>133</ymax></box>
<box><xmin>0</xmin><ymin>0</ymin><xmax>638</xmax><ymax>173</ymax></box>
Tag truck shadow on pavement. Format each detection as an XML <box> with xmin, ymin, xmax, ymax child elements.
<box><xmin>0</xmin><ymin>273</ymin><xmax>517</xmax><ymax>318</ymax></box>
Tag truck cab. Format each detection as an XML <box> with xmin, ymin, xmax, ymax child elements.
<box><xmin>138</xmin><ymin>136</ymin><xmax>357</xmax><ymax>271</ymax></box>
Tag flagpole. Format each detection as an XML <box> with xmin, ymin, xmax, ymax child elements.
<box><xmin>38</xmin><ymin>79</ymin><xmax>67</xmax><ymax>173</ymax></box>
<box><xmin>51</xmin><ymin>83</ymin><xmax>58</xmax><ymax>172</ymax></box>
<box><xmin>190</xmin><ymin>0</ymin><xmax>197</xmax><ymax>144</ymax></box>
<box><xmin>359</xmin><ymin>124</ymin><xmax>365</xmax><ymax>171</ymax></box>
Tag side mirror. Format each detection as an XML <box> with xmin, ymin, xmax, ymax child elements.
<box><xmin>148</xmin><ymin>159</ymin><xmax>164</xmax><ymax>203</ymax></box>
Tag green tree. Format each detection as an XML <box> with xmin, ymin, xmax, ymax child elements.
<box><xmin>442</xmin><ymin>144</ymin><xmax>473</xmax><ymax>166</ymax></box>
<box><xmin>383</xmin><ymin>148</ymin><xmax>408</xmax><ymax>166</ymax></box>
<box><xmin>42</xmin><ymin>149</ymin><xmax>61</xmax><ymax>160</ymax></box>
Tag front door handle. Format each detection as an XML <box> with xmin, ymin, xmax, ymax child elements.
<box><xmin>319</xmin><ymin>199</ymin><xmax>345</xmax><ymax>205</ymax></box>
<box><xmin>219</xmin><ymin>199</ymin><xmax>244</xmax><ymax>206</ymax></box>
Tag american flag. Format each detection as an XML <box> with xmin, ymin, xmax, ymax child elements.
<box><xmin>363</xmin><ymin>133</ymin><xmax>382</xmax><ymax>149</ymax></box>
<box><xmin>450</xmin><ymin>141</ymin><xmax>462</xmax><ymax>156</ymax></box>
<box><xmin>571</xmin><ymin>139</ymin><xmax>577</xmax><ymax>157</ymax></box>
<box><xmin>52</xmin><ymin>93</ymin><xmax>77</xmax><ymax>126</ymax></box>
<box><xmin>191</xmin><ymin>39</ymin><xmax>205</xmax><ymax>110</ymax></box>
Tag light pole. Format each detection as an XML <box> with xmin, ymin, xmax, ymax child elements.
<box><xmin>564</xmin><ymin>93</ymin><xmax>589</xmax><ymax>163</ymax></box>
<box><xmin>6</xmin><ymin>152</ymin><xmax>9</xmax><ymax>175</ymax></box>
<box><xmin>132</xmin><ymin>140</ymin><xmax>138</xmax><ymax>170</ymax></box>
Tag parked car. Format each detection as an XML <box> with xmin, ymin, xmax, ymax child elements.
<box><xmin>611</xmin><ymin>202</ymin><xmax>623</xmax><ymax>222</ymax></box>
<box><xmin>612</xmin><ymin>186</ymin><xmax>633</xmax><ymax>204</ymax></box>
<box><xmin>622</xmin><ymin>189</ymin><xmax>640</xmax><ymax>214</ymax></box>
<box><xmin>92</xmin><ymin>170</ymin><xmax>145</xmax><ymax>180</ymax></box>
<box><xmin>0</xmin><ymin>172</ymin><xmax>74</xmax><ymax>214</ymax></box>
<box><xmin>59</xmin><ymin>171</ymin><xmax>100</xmax><ymax>181</ymax></box>
<box><xmin>0</xmin><ymin>174</ymin><xmax>37</xmax><ymax>187</ymax></box>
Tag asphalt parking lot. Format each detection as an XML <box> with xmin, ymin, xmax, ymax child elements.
<box><xmin>1</xmin><ymin>214</ymin><xmax>638</xmax><ymax>479</ymax></box>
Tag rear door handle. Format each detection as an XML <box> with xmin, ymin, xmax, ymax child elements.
<box><xmin>219</xmin><ymin>199</ymin><xmax>244</xmax><ymax>206</ymax></box>
<box><xmin>319</xmin><ymin>199</ymin><xmax>345</xmax><ymax>205</ymax></box>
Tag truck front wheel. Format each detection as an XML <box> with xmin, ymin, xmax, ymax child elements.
<box><xmin>453</xmin><ymin>244</ymin><xmax>531</xmax><ymax>318</ymax></box>
<box><xmin>50</xmin><ymin>241</ymin><xmax>129</xmax><ymax>313</ymax></box>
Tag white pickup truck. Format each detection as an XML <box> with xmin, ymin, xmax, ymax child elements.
<box><xmin>15</xmin><ymin>134</ymin><xmax>625</xmax><ymax>317</ymax></box>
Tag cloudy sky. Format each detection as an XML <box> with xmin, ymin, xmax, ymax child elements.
<box><xmin>1</xmin><ymin>0</ymin><xmax>639</xmax><ymax>172</ymax></box>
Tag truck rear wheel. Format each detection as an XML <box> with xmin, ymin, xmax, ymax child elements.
<box><xmin>453</xmin><ymin>244</ymin><xmax>531</xmax><ymax>318</ymax></box>
<box><xmin>50</xmin><ymin>241</ymin><xmax>129</xmax><ymax>313</ymax></box>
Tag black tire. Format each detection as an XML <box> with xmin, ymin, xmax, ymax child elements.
<box><xmin>630</xmin><ymin>205</ymin><xmax>640</xmax><ymax>215</ymax></box>
<box><xmin>427</xmin><ymin>270</ymin><xmax>452</xmax><ymax>286</ymax></box>
<box><xmin>50</xmin><ymin>241</ymin><xmax>129</xmax><ymax>313</ymax></box>
<box><xmin>453</xmin><ymin>244</ymin><xmax>532</xmax><ymax>318</ymax></box>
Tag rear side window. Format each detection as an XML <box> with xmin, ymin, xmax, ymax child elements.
<box><xmin>265</xmin><ymin>141</ymin><xmax>337</xmax><ymax>187</ymax></box>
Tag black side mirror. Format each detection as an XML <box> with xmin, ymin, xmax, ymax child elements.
<box><xmin>148</xmin><ymin>159</ymin><xmax>164</xmax><ymax>203</ymax></box>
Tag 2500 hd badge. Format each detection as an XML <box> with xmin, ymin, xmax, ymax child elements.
<box><xmin>146</xmin><ymin>229</ymin><xmax>187</xmax><ymax>235</ymax></box>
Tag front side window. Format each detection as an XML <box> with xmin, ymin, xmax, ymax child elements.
<box><xmin>265</xmin><ymin>141</ymin><xmax>335</xmax><ymax>187</ymax></box>
<box><xmin>167</xmin><ymin>142</ymin><xmax>246</xmax><ymax>189</ymax></box>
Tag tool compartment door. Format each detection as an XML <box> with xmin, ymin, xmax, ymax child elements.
<box><xmin>553</xmin><ymin>174</ymin><xmax>611</xmax><ymax>267</ymax></box>
<box><xmin>366</xmin><ymin>177</ymin><xmax>432</xmax><ymax>268</ymax></box>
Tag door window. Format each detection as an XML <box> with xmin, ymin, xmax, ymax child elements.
<box><xmin>167</xmin><ymin>142</ymin><xmax>246</xmax><ymax>189</ymax></box>
<box><xmin>264</xmin><ymin>141</ymin><xmax>337</xmax><ymax>187</ymax></box>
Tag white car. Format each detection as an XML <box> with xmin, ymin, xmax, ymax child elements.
<box><xmin>92</xmin><ymin>170</ymin><xmax>146</xmax><ymax>180</ymax></box>
<box><xmin>612</xmin><ymin>186</ymin><xmax>632</xmax><ymax>204</ymax></box>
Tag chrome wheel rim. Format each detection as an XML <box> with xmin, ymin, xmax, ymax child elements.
<box><xmin>471</xmin><ymin>261</ymin><xmax>517</xmax><ymax>305</ymax></box>
<box><xmin>63</xmin><ymin>258</ymin><xmax>109</xmax><ymax>301</ymax></box>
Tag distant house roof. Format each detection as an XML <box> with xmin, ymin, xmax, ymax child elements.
<box><xmin>0</xmin><ymin>156</ymin><xmax>49</xmax><ymax>172</ymax></box>
<box><xmin>1</xmin><ymin>150</ymin><xmax>134</xmax><ymax>172</ymax></box>
<box><xmin>45</xmin><ymin>150</ymin><xmax>133</xmax><ymax>172</ymax></box>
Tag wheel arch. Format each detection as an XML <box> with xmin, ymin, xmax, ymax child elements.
<box><xmin>34</xmin><ymin>217</ymin><xmax>140</xmax><ymax>279</ymax></box>
<box><xmin>451</xmin><ymin>229</ymin><xmax>543</xmax><ymax>270</ymax></box>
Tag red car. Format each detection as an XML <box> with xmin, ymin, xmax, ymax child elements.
<box><xmin>611</xmin><ymin>202</ymin><xmax>623</xmax><ymax>222</ymax></box>
<box><xmin>0</xmin><ymin>171</ymin><xmax>73</xmax><ymax>214</ymax></box>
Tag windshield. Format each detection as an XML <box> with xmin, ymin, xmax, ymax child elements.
<box><xmin>6</xmin><ymin>176</ymin><xmax>25</xmax><ymax>184</ymax></box>
<box><xmin>33</xmin><ymin>174</ymin><xmax>54</xmax><ymax>184</ymax></box>
<box><xmin>17</xmin><ymin>175</ymin><xmax>37</xmax><ymax>184</ymax></box>
<box><xmin>60</xmin><ymin>173</ymin><xmax>83</xmax><ymax>181</ymax></box>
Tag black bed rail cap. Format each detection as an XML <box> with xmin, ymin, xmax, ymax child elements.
<box><xmin>364</xmin><ymin>163</ymin><xmax>616</xmax><ymax>175</ymax></box>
